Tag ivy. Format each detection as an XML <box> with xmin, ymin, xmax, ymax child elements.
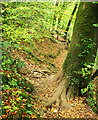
<box><xmin>76</xmin><ymin>34</ymin><xmax>97</xmax><ymax>113</ymax></box>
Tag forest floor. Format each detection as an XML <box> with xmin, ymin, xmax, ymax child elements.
<box><xmin>20</xmin><ymin>38</ymin><xmax>97</xmax><ymax>119</ymax></box>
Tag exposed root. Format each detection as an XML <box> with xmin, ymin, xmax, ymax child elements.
<box><xmin>56</xmin><ymin>98</ymin><xmax>60</xmax><ymax>107</ymax></box>
<box><xmin>45</xmin><ymin>67</ymin><xmax>75</xmax><ymax>109</ymax></box>
<box><xmin>51</xmin><ymin>69</ymin><xmax>63</xmax><ymax>82</ymax></box>
<box><xmin>45</xmin><ymin>79</ymin><xmax>65</xmax><ymax>107</ymax></box>
<box><xmin>66</xmin><ymin>87</ymin><xmax>74</xmax><ymax>101</ymax></box>
<box><xmin>60</xmin><ymin>87</ymin><xmax>72</xmax><ymax>109</ymax></box>
<box><xmin>45</xmin><ymin>77</ymin><xmax>73</xmax><ymax>109</ymax></box>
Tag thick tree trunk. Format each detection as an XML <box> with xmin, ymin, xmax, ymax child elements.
<box><xmin>63</xmin><ymin>2</ymin><xmax>97</xmax><ymax>95</ymax></box>
<box><xmin>45</xmin><ymin>2</ymin><xmax>97</xmax><ymax>108</ymax></box>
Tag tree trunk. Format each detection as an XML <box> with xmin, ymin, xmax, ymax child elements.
<box><xmin>64</xmin><ymin>3</ymin><xmax>78</xmax><ymax>40</ymax></box>
<box><xmin>45</xmin><ymin>2</ymin><xmax>97</xmax><ymax>108</ymax></box>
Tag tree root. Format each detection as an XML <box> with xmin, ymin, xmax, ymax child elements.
<box><xmin>45</xmin><ymin>79</ymin><xmax>65</xmax><ymax>107</ymax></box>
<box><xmin>51</xmin><ymin>69</ymin><xmax>63</xmax><ymax>82</ymax></box>
<box><xmin>45</xmin><ymin>76</ymin><xmax>73</xmax><ymax>109</ymax></box>
<box><xmin>66</xmin><ymin>87</ymin><xmax>74</xmax><ymax>101</ymax></box>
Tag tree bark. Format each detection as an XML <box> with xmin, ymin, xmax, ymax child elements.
<box><xmin>45</xmin><ymin>2</ymin><xmax>97</xmax><ymax>108</ymax></box>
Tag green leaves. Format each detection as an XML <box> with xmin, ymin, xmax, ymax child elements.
<box><xmin>76</xmin><ymin>34</ymin><xmax>97</xmax><ymax>113</ymax></box>
<box><xmin>77</xmin><ymin>35</ymin><xmax>95</xmax><ymax>60</ymax></box>
<box><xmin>27</xmin><ymin>111</ymin><xmax>33</xmax><ymax>115</ymax></box>
<box><xmin>9</xmin><ymin>79</ymin><xmax>18</xmax><ymax>87</ymax></box>
<box><xmin>3</xmin><ymin>106</ymin><xmax>11</xmax><ymax>109</ymax></box>
<box><xmin>81</xmin><ymin>81</ymin><xmax>97</xmax><ymax>113</ymax></box>
<box><xmin>93</xmin><ymin>23</ymin><xmax>98</xmax><ymax>27</ymax></box>
<box><xmin>81</xmin><ymin>88</ymin><xmax>87</xmax><ymax>94</ymax></box>
<box><xmin>28</xmin><ymin>104</ymin><xmax>32</xmax><ymax>108</ymax></box>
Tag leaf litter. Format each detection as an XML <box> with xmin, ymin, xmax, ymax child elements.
<box><xmin>20</xmin><ymin>40</ymin><xmax>98</xmax><ymax>119</ymax></box>
<box><xmin>2</xmin><ymin>38</ymin><xmax>97</xmax><ymax>119</ymax></box>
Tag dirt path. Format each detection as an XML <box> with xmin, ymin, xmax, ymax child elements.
<box><xmin>29</xmin><ymin>45</ymin><xmax>67</xmax><ymax>99</ymax></box>
<box><xmin>28</xmin><ymin>45</ymin><xmax>97</xmax><ymax>119</ymax></box>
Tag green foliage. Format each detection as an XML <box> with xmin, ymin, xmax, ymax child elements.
<box><xmin>81</xmin><ymin>82</ymin><xmax>97</xmax><ymax>113</ymax></box>
<box><xmin>2</xmin><ymin>2</ymin><xmax>55</xmax><ymax>43</ymax></box>
<box><xmin>1</xmin><ymin>2</ymin><xmax>79</xmax><ymax>118</ymax></box>
<box><xmin>93</xmin><ymin>23</ymin><xmax>98</xmax><ymax>27</ymax></box>
<box><xmin>76</xmin><ymin>34</ymin><xmax>96</xmax><ymax>81</ymax></box>
<box><xmin>2</xmin><ymin>87</ymin><xmax>40</xmax><ymax>119</ymax></box>
<box><xmin>77</xmin><ymin>34</ymin><xmax>96</xmax><ymax>58</ymax></box>
<box><xmin>1</xmin><ymin>38</ymin><xmax>36</xmax><ymax>119</ymax></box>
<box><xmin>76</xmin><ymin>34</ymin><xmax>97</xmax><ymax>113</ymax></box>
<box><xmin>2</xmin><ymin>2</ymin><xmax>74</xmax><ymax>66</ymax></box>
<box><xmin>1</xmin><ymin>41</ymin><xmax>24</xmax><ymax>73</ymax></box>
<box><xmin>70</xmin><ymin>78</ymin><xmax>79</xmax><ymax>86</ymax></box>
<box><xmin>2</xmin><ymin>2</ymin><xmax>77</xmax><ymax>68</ymax></box>
<box><xmin>93</xmin><ymin>2</ymin><xmax>98</xmax><ymax>4</ymax></box>
<box><xmin>78</xmin><ymin>62</ymin><xmax>94</xmax><ymax>80</ymax></box>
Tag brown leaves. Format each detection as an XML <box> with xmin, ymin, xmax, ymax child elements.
<box><xmin>30</xmin><ymin>115</ymin><xmax>37</xmax><ymax>118</ymax></box>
